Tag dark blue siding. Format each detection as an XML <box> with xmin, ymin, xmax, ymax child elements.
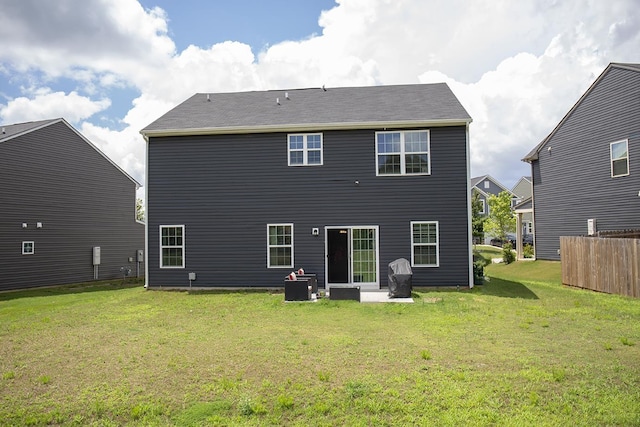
<box><xmin>147</xmin><ymin>126</ymin><xmax>470</xmax><ymax>288</ymax></box>
<box><xmin>532</xmin><ymin>67</ymin><xmax>640</xmax><ymax>260</ymax></box>
<box><xmin>0</xmin><ymin>122</ymin><xmax>144</xmax><ymax>290</ymax></box>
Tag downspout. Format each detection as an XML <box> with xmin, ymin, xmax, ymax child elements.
<box><xmin>466</xmin><ymin>122</ymin><xmax>474</xmax><ymax>288</ymax></box>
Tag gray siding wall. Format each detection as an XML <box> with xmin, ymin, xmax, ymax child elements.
<box><xmin>147</xmin><ymin>126</ymin><xmax>470</xmax><ymax>288</ymax></box>
<box><xmin>478</xmin><ymin>178</ymin><xmax>506</xmax><ymax>198</ymax></box>
<box><xmin>512</xmin><ymin>179</ymin><xmax>532</xmax><ymax>200</ymax></box>
<box><xmin>532</xmin><ymin>67</ymin><xmax>640</xmax><ymax>260</ymax></box>
<box><xmin>0</xmin><ymin>122</ymin><xmax>145</xmax><ymax>290</ymax></box>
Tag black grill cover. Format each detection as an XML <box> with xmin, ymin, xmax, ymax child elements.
<box><xmin>388</xmin><ymin>258</ymin><xmax>412</xmax><ymax>298</ymax></box>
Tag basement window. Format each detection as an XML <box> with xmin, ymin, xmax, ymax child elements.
<box><xmin>22</xmin><ymin>241</ymin><xmax>34</xmax><ymax>255</ymax></box>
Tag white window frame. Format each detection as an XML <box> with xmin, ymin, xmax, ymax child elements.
<box><xmin>288</xmin><ymin>133</ymin><xmax>323</xmax><ymax>166</ymax></box>
<box><xmin>410</xmin><ymin>221</ymin><xmax>439</xmax><ymax>267</ymax></box>
<box><xmin>267</xmin><ymin>223</ymin><xmax>294</xmax><ymax>268</ymax></box>
<box><xmin>484</xmin><ymin>180</ymin><xmax>490</xmax><ymax>189</ymax></box>
<box><xmin>375</xmin><ymin>130</ymin><xmax>431</xmax><ymax>176</ymax></box>
<box><xmin>22</xmin><ymin>241</ymin><xmax>34</xmax><ymax>255</ymax></box>
<box><xmin>479</xmin><ymin>199</ymin><xmax>486</xmax><ymax>214</ymax></box>
<box><xmin>610</xmin><ymin>139</ymin><xmax>629</xmax><ymax>178</ymax></box>
<box><xmin>159</xmin><ymin>225</ymin><xmax>185</xmax><ymax>269</ymax></box>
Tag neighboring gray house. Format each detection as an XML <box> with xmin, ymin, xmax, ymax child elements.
<box><xmin>141</xmin><ymin>83</ymin><xmax>473</xmax><ymax>290</ymax></box>
<box><xmin>511</xmin><ymin>176</ymin><xmax>532</xmax><ymax>206</ymax></box>
<box><xmin>470</xmin><ymin>175</ymin><xmax>515</xmax><ymax>244</ymax></box>
<box><xmin>470</xmin><ymin>174</ymin><xmax>514</xmax><ymax>217</ymax></box>
<box><xmin>0</xmin><ymin>119</ymin><xmax>145</xmax><ymax>291</ymax></box>
<box><xmin>523</xmin><ymin>63</ymin><xmax>640</xmax><ymax>260</ymax></box>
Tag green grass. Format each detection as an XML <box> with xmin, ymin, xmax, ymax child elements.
<box><xmin>1</xmin><ymin>270</ymin><xmax>639</xmax><ymax>426</ymax></box>
<box><xmin>473</xmin><ymin>244</ymin><xmax>502</xmax><ymax>265</ymax></box>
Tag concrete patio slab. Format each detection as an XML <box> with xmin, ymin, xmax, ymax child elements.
<box><xmin>359</xmin><ymin>290</ymin><xmax>414</xmax><ymax>303</ymax></box>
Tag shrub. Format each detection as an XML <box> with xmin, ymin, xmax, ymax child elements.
<box><xmin>523</xmin><ymin>244</ymin><xmax>534</xmax><ymax>259</ymax></box>
<box><xmin>473</xmin><ymin>260</ymin><xmax>485</xmax><ymax>284</ymax></box>
<box><xmin>502</xmin><ymin>243</ymin><xmax>515</xmax><ymax>264</ymax></box>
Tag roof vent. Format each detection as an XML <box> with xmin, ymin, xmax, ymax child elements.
<box><xmin>206</xmin><ymin>94</ymin><xmax>211</xmax><ymax>102</ymax></box>
<box><xmin>1</xmin><ymin>127</ymin><xmax>5</xmax><ymax>134</ymax></box>
<box><xmin>285</xmin><ymin>92</ymin><xmax>289</xmax><ymax>100</ymax></box>
<box><xmin>322</xmin><ymin>85</ymin><xmax>326</xmax><ymax>92</ymax></box>
<box><xmin>276</xmin><ymin>97</ymin><xmax>280</xmax><ymax>105</ymax></box>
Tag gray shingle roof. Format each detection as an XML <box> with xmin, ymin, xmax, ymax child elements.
<box><xmin>141</xmin><ymin>83</ymin><xmax>472</xmax><ymax>136</ymax></box>
<box><xmin>470</xmin><ymin>175</ymin><xmax>489</xmax><ymax>188</ymax></box>
<box><xmin>0</xmin><ymin>119</ymin><xmax>59</xmax><ymax>142</ymax></box>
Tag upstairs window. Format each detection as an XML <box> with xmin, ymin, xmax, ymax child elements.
<box><xmin>288</xmin><ymin>134</ymin><xmax>323</xmax><ymax>166</ymax></box>
<box><xmin>376</xmin><ymin>130</ymin><xmax>430</xmax><ymax>176</ymax></box>
<box><xmin>160</xmin><ymin>225</ymin><xmax>185</xmax><ymax>268</ymax></box>
<box><xmin>479</xmin><ymin>199</ymin><xmax>486</xmax><ymax>214</ymax></box>
<box><xmin>610</xmin><ymin>140</ymin><xmax>629</xmax><ymax>177</ymax></box>
<box><xmin>267</xmin><ymin>224</ymin><xmax>294</xmax><ymax>268</ymax></box>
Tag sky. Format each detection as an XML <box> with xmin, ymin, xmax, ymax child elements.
<box><xmin>1</xmin><ymin>0</ymin><xmax>640</xmax><ymax>199</ymax></box>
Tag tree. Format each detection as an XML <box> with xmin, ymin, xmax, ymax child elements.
<box><xmin>136</xmin><ymin>198</ymin><xmax>145</xmax><ymax>222</ymax></box>
<box><xmin>485</xmin><ymin>191</ymin><xmax>515</xmax><ymax>242</ymax></box>
<box><xmin>471</xmin><ymin>191</ymin><xmax>486</xmax><ymax>244</ymax></box>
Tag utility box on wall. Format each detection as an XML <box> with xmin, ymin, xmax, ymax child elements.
<box><xmin>93</xmin><ymin>247</ymin><xmax>101</xmax><ymax>265</ymax></box>
<box><xmin>587</xmin><ymin>218</ymin><xmax>597</xmax><ymax>236</ymax></box>
<box><xmin>137</xmin><ymin>249</ymin><xmax>144</xmax><ymax>262</ymax></box>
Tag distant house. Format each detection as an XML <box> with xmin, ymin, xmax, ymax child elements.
<box><xmin>523</xmin><ymin>63</ymin><xmax>640</xmax><ymax>260</ymax></box>
<box><xmin>470</xmin><ymin>175</ymin><xmax>515</xmax><ymax>244</ymax></box>
<box><xmin>141</xmin><ymin>83</ymin><xmax>474</xmax><ymax>290</ymax></box>
<box><xmin>470</xmin><ymin>175</ymin><xmax>514</xmax><ymax>217</ymax></box>
<box><xmin>511</xmin><ymin>176</ymin><xmax>532</xmax><ymax>206</ymax></box>
<box><xmin>0</xmin><ymin>119</ymin><xmax>145</xmax><ymax>290</ymax></box>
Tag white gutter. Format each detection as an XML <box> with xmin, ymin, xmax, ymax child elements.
<box><xmin>140</xmin><ymin>119</ymin><xmax>473</xmax><ymax>138</ymax></box>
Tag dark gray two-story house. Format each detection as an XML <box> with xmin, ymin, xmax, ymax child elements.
<box><xmin>523</xmin><ymin>63</ymin><xmax>640</xmax><ymax>260</ymax></box>
<box><xmin>141</xmin><ymin>83</ymin><xmax>473</xmax><ymax>290</ymax></box>
<box><xmin>0</xmin><ymin>118</ymin><xmax>145</xmax><ymax>291</ymax></box>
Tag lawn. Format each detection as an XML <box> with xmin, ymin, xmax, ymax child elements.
<box><xmin>1</xmin><ymin>264</ymin><xmax>639</xmax><ymax>426</ymax></box>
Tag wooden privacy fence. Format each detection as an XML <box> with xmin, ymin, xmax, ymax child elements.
<box><xmin>560</xmin><ymin>236</ymin><xmax>640</xmax><ymax>298</ymax></box>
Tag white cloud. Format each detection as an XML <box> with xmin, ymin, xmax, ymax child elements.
<box><xmin>0</xmin><ymin>0</ymin><xmax>174</xmax><ymax>84</ymax></box>
<box><xmin>0</xmin><ymin>89</ymin><xmax>111</xmax><ymax>124</ymax></box>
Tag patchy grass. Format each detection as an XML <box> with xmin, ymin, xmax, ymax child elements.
<box><xmin>1</xmin><ymin>272</ymin><xmax>639</xmax><ymax>426</ymax></box>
